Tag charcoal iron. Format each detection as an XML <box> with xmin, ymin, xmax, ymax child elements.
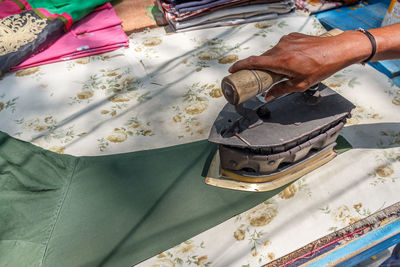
<box><xmin>204</xmin><ymin>29</ymin><xmax>355</xmax><ymax>192</ymax></box>
<box><xmin>206</xmin><ymin>81</ymin><xmax>355</xmax><ymax>192</ymax></box>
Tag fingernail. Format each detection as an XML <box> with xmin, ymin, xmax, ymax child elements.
<box><xmin>266</xmin><ymin>95</ymin><xmax>276</xmax><ymax>102</ymax></box>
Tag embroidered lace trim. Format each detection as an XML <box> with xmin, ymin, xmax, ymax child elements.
<box><xmin>0</xmin><ymin>12</ymin><xmax>48</xmax><ymax>56</ymax></box>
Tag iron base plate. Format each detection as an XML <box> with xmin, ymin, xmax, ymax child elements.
<box><xmin>205</xmin><ymin>143</ymin><xmax>337</xmax><ymax>192</ymax></box>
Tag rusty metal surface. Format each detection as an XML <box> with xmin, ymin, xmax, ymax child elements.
<box><xmin>205</xmin><ymin>143</ymin><xmax>337</xmax><ymax>192</ymax></box>
<box><xmin>208</xmin><ymin>84</ymin><xmax>355</xmax><ymax>149</ymax></box>
<box><xmin>219</xmin><ymin>121</ymin><xmax>345</xmax><ymax>175</ymax></box>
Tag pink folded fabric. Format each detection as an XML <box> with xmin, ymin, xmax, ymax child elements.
<box><xmin>0</xmin><ymin>0</ymin><xmax>31</xmax><ymax>17</ymax></box>
<box><xmin>1</xmin><ymin>2</ymin><xmax>129</xmax><ymax>71</ymax></box>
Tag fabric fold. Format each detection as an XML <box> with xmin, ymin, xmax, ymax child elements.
<box><xmin>0</xmin><ymin>0</ymin><xmax>111</xmax><ymax>76</ymax></box>
<box><xmin>158</xmin><ymin>0</ymin><xmax>296</xmax><ymax>32</ymax></box>
<box><xmin>0</xmin><ymin>10</ymin><xmax>65</xmax><ymax>76</ymax></box>
<box><xmin>172</xmin><ymin>2</ymin><xmax>294</xmax><ymax>30</ymax></box>
<box><xmin>10</xmin><ymin>3</ymin><xmax>129</xmax><ymax>71</ymax></box>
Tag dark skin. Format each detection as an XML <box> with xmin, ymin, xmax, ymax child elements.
<box><xmin>229</xmin><ymin>23</ymin><xmax>400</xmax><ymax>102</ymax></box>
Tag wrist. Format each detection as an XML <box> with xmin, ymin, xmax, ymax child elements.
<box><xmin>337</xmin><ymin>30</ymin><xmax>375</xmax><ymax>64</ymax></box>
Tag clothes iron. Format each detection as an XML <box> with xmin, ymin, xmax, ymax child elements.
<box><xmin>205</xmin><ymin>29</ymin><xmax>355</xmax><ymax>192</ymax></box>
<box><xmin>206</xmin><ymin>81</ymin><xmax>355</xmax><ymax>192</ymax></box>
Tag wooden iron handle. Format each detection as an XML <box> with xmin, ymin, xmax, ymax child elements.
<box><xmin>221</xmin><ymin>29</ymin><xmax>344</xmax><ymax>105</ymax></box>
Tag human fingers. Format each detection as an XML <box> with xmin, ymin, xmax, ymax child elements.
<box><xmin>228</xmin><ymin>55</ymin><xmax>291</xmax><ymax>76</ymax></box>
<box><xmin>265</xmin><ymin>79</ymin><xmax>309</xmax><ymax>102</ymax></box>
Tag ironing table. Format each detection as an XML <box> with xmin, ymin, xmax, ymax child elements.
<box><xmin>0</xmin><ymin>3</ymin><xmax>399</xmax><ymax>266</ymax></box>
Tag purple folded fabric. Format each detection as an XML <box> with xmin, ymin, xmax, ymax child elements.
<box><xmin>177</xmin><ymin>0</ymin><xmax>236</xmax><ymax>12</ymax></box>
<box><xmin>164</xmin><ymin>0</ymin><xmax>200</xmax><ymax>3</ymax></box>
<box><xmin>176</xmin><ymin>0</ymin><xmax>228</xmax><ymax>9</ymax></box>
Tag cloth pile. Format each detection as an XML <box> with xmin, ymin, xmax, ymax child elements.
<box><xmin>157</xmin><ymin>0</ymin><xmax>296</xmax><ymax>32</ymax></box>
<box><xmin>294</xmin><ymin>0</ymin><xmax>361</xmax><ymax>14</ymax></box>
<box><xmin>0</xmin><ymin>0</ymin><xmax>128</xmax><ymax>75</ymax></box>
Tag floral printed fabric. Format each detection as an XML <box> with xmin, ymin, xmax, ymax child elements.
<box><xmin>0</xmin><ymin>13</ymin><xmax>399</xmax><ymax>266</ymax></box>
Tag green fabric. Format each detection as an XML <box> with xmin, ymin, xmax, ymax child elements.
<box><xmin>28</xmin><ymin>0</ymin><xmax>108</xmax><ymax>21</ymax></box>
<box><xmin>0</xmin><ymin>131</ymin><xmax>352</xmax><ymax>266</ymax></box>
<box><xmin>335</xmin><ymin>135</ymin><xmax>352</xmax><ymax>154</ymax></box>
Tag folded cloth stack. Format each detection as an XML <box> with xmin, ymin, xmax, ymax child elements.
<box><xmin>294</xmin><ymin>0</ymin><xmax>360</xmax><ymax>13</ymax></box>
<box><xmin>0</xmin><ymin>0</ymin><xmax>128</xmax><ymax>76</ymax></box>
<box><xmin>157</xmin><ymin>0</ymin><xmax>296</xmax><ymax>32</ymax></box>
<box><xmin>8</xmin><ymin>3</ymin><xmax>129</xmax><ymax>71</ymax></box>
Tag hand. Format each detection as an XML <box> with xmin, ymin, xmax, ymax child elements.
<box><xmin>229</xmin><ymin>31</ymin><xmax>371</xmax><ymax>101</ymax></box>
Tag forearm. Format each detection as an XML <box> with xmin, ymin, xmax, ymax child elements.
<box><xmin>370</xmin><ymin>23</ymin><xmax>400</xmax><ymax>61</ymax></box>
<box><xmin>228</xmin><ymin>23</ymin><xmax>400</xmax><ymax>100</ymax></box>
<box><xmin>343</xmin><ymin>23</ymin><xmax>400</xmax><ymax>64</ymax></box>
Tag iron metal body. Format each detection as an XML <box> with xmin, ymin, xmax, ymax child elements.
<box><xmin>206</xmin><ymin>84</ymin><xmax>355</xmax><ymax>192</ymax></box>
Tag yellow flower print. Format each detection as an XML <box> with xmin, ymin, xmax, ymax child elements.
<box><xmin>0</xmin><ymin>102</ymin><xmax>4</xmax><ymax>111</ymax></box>
<box><xmin>179</xmin><ymin>244</ymin><xmax>194</xmax><ymax>254</ymax></box>
<box><xmin>34</xmin><ymin>125</ymin><xmax>49</xmax><ymax>132</ymax></box>
<box><xmin>392</xmin><ymin>97</ymin><xmax>400</xmax><ymax>106</ymax></box>
<box><xmin>19</xmin><ymin>116</ymin><xmax>76</xmax><ymax>145</ymax></box>
<box><xmin>255</xmin><ymin>21</ymin><xmax>275</xmax><ymax>29</ymax></box>
<box><xmin>218</xmin><ymin>54</ymin><xmax>238</xmax><ymax>64</ymax></box>
<box><xmin>264</xmin><ymin>240</ymin><xmax>271</xmax><ymax>246</ymax></box>
<box><xmin>346</xmin><ymin>106</ymin><xmax>381</xmax><ymax>125</ymax></box>
<box><xmin>142</xmin><ymin>37</ymin><xmax>162</xmax><ymax>47</ymax></box>
<box><xmin>233</xmin><ymin>228</ymin><xmax>246</xmax><ymax>241</ymax></box>
<box><xmin>142</xmin><ymin>130</ymin><xmax>153</xmax><ymax>136</ymax></box>
<box><xmin>247</xmin><ymin>203</ymin><xmax>278</xmax><ymax>227</ymax></box>
<box><xmin>185</xmin><ymin>101</ymin><xmax>208</xmax><ymax>115</ymax></box>
<box><xmin>75</xmin><ymin>57</ymin><xmax>90</xmax><ymax>64</ymax></box>
<box><xmin>77</xmin><ymin>91</ymin><xmax>94</xmax><ymax>100</ymax></box>
<box><xmin>196</xmin><ymin>255</ymin><xmax>208</xmax><ymax>265</ymax></box>
<box><xmin>128</xmin><ymin>121</ymin><xmax>141</xmax><ymax>129</ymax></box>
<box><xmin>325</xmin><ymin>83</ymin><xmax>342</xmax><ymax>88</ymax></box>
<box><xmin>353</xmin><ymin>203</ymin><xmax>362</xmax><ymax>211</ymax></box>
<box><xmin>107</xmin><ymin>72</ymin><xmax>118</xmax><ymax>77</ymax></box>
<box><xmin>172</xmin><ymin>82</ymin><xmax>219</xmax><ymax>137</ymax></box>
<box><xmin>107</xmin><ymin>128</ymin><xmax>128</xmax><ymax>143</ymax></box>
<box><xmin>332</xmin><ymin>205</ymin><xmax>361</xmax><ymax>225</ymax></box>
<box><xmin>15</xmin><ymin>66</ymin><xmax>40</xmax><ymax>76</ymax></box>
<box><xmin>44</xmin><ymin>116</ymin><xmax>53</xmax><ymax>123</ymax></box>
<box><xmin>196</xmin><ymin>129</ymin><xmax>205</xmax><ymax>134</ymax></box>
<box><xmin>189</xmin><ymin>37</ymin><xmax>242</xmax><ymax>70</ymax></box>
<box><xmin>49</xmin><ymin>146</ymin><xmax>65</xmax><ymax>154</ymax></box>
<box><xmin>209</xmin><ymin>87</ymin><xmax>223</xmax><ymax>98</ymax></box>
<box><xmin>278</xmin><ymin>184</ymin><xmax>297</xmax><ymax>199</ymax></box>
<box><xmin>369</xmin><ymin>150</ymin><xmax>400</xmax><ymax>185</ymax></box>
<box><xmin>173</xmin><ymin>115</ymin><xmax>182</xmax><ymax>123</ymax></box>
<box><xmin>267</xmin><ymin>252</ymin><xmax>275</xmax><ymax>260</ymax></box>
<box><xmin>98</xmin><ymin>117</ymin><xmax>154</xmax><ymax>151</ymax></box>
<box><xmin>346</xmin><ymin>117</ymin><xmax>360</xmax><ymax>126</ymax></box>
<box><xmin>197</xmin><ymin>49</ymin><xmax>221</xmax><ymax>61</ymax></box>
<box><xmin>323</xmin><ymin>73</ymin><xmax>360</xmax><ymax>92</ymax></box>
<box><xmin>374</xmin><ymin>165</ymin><xmax>394</xmax><ymax>178</ymax></box>
<box><xmin>152</xmin><ymin>258</ymin><xmax>176</xmax><ymax>267</ymax></box>
<box><xmin>122</xmin><ymin>77</ymin><xmax>135</xmax><ymax>88</ymax></box>
<box><xmin>108</xmin><ymin>94</ymin><xmax>133</xmax><ymax>103</ymax></box>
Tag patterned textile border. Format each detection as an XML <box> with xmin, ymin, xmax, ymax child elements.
<box><xmin>266</xmin><ymin>202</ymin><xmax>400</xmax><ymax>266</ymax></box>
